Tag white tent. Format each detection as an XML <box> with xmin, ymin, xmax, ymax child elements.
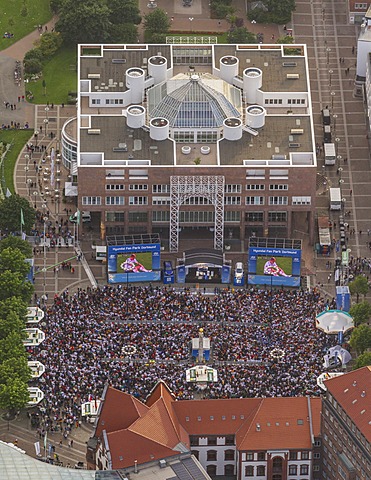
<box><xmin>315</xmin><ymin>309</ymin><xmax>354</xmax><ymax>334</ymax></box>
<box><xmin>323</xmin><ymin>345</ymin><xmax>352</xmax><ymax>369</ymax></box>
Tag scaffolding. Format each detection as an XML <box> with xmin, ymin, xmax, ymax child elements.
<box><xmin>170</xmin><ymin>175</ymin><xmax>225</xmax><ymax>252</ymax></box>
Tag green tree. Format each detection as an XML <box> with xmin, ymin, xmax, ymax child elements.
<box><xmin>0</xmin><ymin>271</ymin><xmax>34</xmax><ymax>303</ymax></box>
<box><xmin>349</xmin><ymin>301</ymin><xmax>371</xmax><ymax>326</ymax></box>
<box><xmin>0</xmin><ymin>357</ymin><xmax>31</xmax><ymax>384</ymax></box>
<box><xmin>24</xmin><ymin>58</ymin><xmax>43</xmax><ymax>75</ymax></box>
<box><xmin>108</xmin><ymin>0</ymin><xmax>141</xmax><ymax>25</ymax></box>
<box><xmin>0</xmin><ymin>297</ymin><xmax>28</xmax><ymax>323</ymax></box>
<box><xmin>350</xmin><ymin>324</ymin><xmax>371</xmax><ymax>355</ymax></box>
<box><xmin>0</xmin><ymin>331</ymin><xmax>27</xmax><ymax>364</ymax></box>
<box><xmin>24</xmin><ymin>48</ymin><xmax>44</xmax><ymax>63</ymax></box>
<box><xmin>56</xmin><ymin>0</ymin><xmax>112</xmax><ymax>45</ymax></box>
<box><xmin>0</xmin><ymin>376</ymin><xmax>30</xmax><ymax>412</ymax></box>
<box><xmin>349</xmin><ymin>276</ymin><xmax>369</xmax><ymax>303</ymax></box>
<box><xmin>109</xmin><ymin>23</ymin><xmax>139</xmax><ymax>43</ymax></box>
<box><xmin>0</xmin><ymin>195</ymin><xmax>35</xmax><ymax>234</ymax></box>
<box><xmin>353</xmin><ymin>351</ymin><xmax>371</xmax><ymax>369</ymax></box>
<box><xmin>276</xmin><ymin>35</ymin><xmax>295</xmax><ymax>44</ymax></box>
<box><xmin>228</xmin><ymin>27</ymin><xmax>257</xmax><ymax>44</ymax></box>
<box><xmin>0</xmin><ymin>248</ymin><xmax>29</xmax><ymax>277</ymax></box>
<box><xmin>34</xmin><ymin>32</ymin><xmax>63</xmax><ymax>58</ymax></box>
<box><xmin>211</xmin><ymin>1</ymin><xmax>235</xmax><ymax>20</ymax></box>
<box><xmin>144</xmin><ymin>9</ymin><xmax>170</xmax><ymax>36</ymax></box>
<box><xmin>0</xmin><ymin>311</ymin><xmax>27</xmax><ymax>341</ymax></box>
<box><xmin>0</xmin><ymin>236</ymin><xmax>33</xmax><ymax>258</ymax></box>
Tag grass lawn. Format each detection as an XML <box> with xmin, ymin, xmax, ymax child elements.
<box><xmin>0</xmin><ymin>129</ymin><xmax>33</xmax><ymax>194</ymax></box>
<box><xmin>26</xmin><ymin>46</ymin><xmax>77</xmax><ymax>105</ymax></box>
<box><xmin>0</xmin><ymin>0</ymin><xmax>52</xmax><ymax>51</ymax></box>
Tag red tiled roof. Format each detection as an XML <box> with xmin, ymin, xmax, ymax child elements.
<box><xmin>309</xmin><ymin>397</ymin><xmax>322</xmax><ymax>437</ymax></box>
<box><xmin>95</xmin><ymin>386</ymin><xmax>148</xmax><ymax>438</ymax></box>
<box><xmin>173</xmin><ymin>398</ymin><xmax>261</xmax><ymax>435</ymax></box>
<box><xmin>238</xmin><ymin>398</ymin><xmax>314</xmax><ymax>450</ymax></box>
<box><xmin>325</xmin><ymin>366</ymin><xmax>371</xmax><ymax>442</ymax></box>
<box><xmin>107</xmin><ymin>429</ymin><xmax>180</xmax><ymax>469</ymax></box>
<box><xmin>129</xmin><ymin>397</ymin><xmax>183</xmax><ymax>448</ymax></box>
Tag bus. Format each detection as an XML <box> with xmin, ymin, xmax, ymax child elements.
<box><xmin>324</xmin><ymin>143</ymin><xmax>336</xmax><ymax>165</ymax></box>
<box><xmin>330</xmin><ymin>188</ymin><xmax>342</xmax><ymax>210</ymax></box>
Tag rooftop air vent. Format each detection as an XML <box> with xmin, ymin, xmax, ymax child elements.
<box><xmin>283</xmin><ymin>62</ymin><xmax>297</xmax><ymax>67</ymax></box>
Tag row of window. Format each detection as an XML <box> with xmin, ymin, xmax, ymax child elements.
<box><xmin>264</xmin><ymin>98</ymin><xmax>306</xmax><ymax>105</ymax></box>
<box><xmin>105</xmin><ymin>184</ymin><xmax>290</xmax><ymax>193</ymax></box>
<box><xmin>91</xmin><ymin>99</ymin><xmax>125</xmax><ymax>105</ymax></box>
<box><xmin>85</xmin><ymin>196</ymin><xmax>311</xmax><ymax>206</ymax></box>
<box><xmin>245</xmin><ymin>451</ymin><xmax>309</xmax><ymax>461</ymax></box>
<box><xmin>245</xmin><ymin>463</ymin><xmax>309</xmax><ymax>476</ymax></box>
<box><xmin>202</xmin><ymin>449</ymin><xmax>235</xmax><ymax>461</ymax></box>
<box><xmin>190</xmin><ymin>435</ymin><xmax>234</xmax><ymax>446</ymax></box>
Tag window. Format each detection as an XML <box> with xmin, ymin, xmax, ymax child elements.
<box><xmin>300</xmin><ymin>465</ymin><xmax>309</xmax><ymax>475</ymax></box>
<box><xmin>245</xmin><ymin>212</ymin><xmax>264</xmax><ymax>222</ymax></box>
<box><xmin>91</xmin><ymin>99</ymin><xmax>101</xmax><ymax>105</ymax></box>
<box><xmin>190</xmin><ymin>436</ymin><xmax>198</xmax><ymax>446</ymax></box>
<box><xmin>207</xmin><ymin>450</ymin><xmax>217</xmax><ymax>461</ymax></box>
<box><xmin>224</xmin><ymin>465</ymin><xmax>234</xmax><ymax>476</ymax></box>
<box><xmin>152</xmin><ymin>211</ymin><xmax>170</xmax><ymax>222</ymax></box>
<box><xmin>269</xmin><ymin>196</ymin><xmax>288</xmax><ymax>205</ymax></box>
<box><xmin>224</xmin><ymin>196</ymin><xmax>241</xmax><ymax>205</ymax></box>
<box><xmin>313</xmin><ymin>465</ymin><xmax>320</xmax><ymax>471</ymax></box>
<box><xmin>257</xmin><ymin>465</ymin><xmax>265</xmax><ymax>476</ymax></box>
<box><xmin>289</xmin><ymin>452</ymin><xmax>298</xmax><ymax>460</ymax></box>
<box><xmin>208</xmin><ymin>436</ymin><xmax>217</xmax><ymax>446</ymax></box>
<box><xmin>292</xmin><ymin>196</ymin><xmax>311</xmax><ymax>205</ymax></box>
<box><xmin>246</xmin><ymin>453</ymin><xmax>253</xmax><ymax>461</ymax></box>
<box><xmin>246</xmin><ymin>184</ymin><xmax>265</xmax><ymax>190</ymax></box>
<box><xmin>314</xmin><ymin>453</ymin><xmax>321</xmax><ymax>459</ymax></box>
<box><xmin>225</xmin><ymin>435</ymin><xmax>234</xmax><ymax>445</ymax></box>
<box><xmin>206</xmin><ymin>465</ymin><xmax>216</xmax><ymax>476</ymax></box>
<box><xmin>269</xmin><ymin>184</ymin><xmax>288</xmax><ymax>190</ymax></box>
<box><xmin>246</xmin><ymin>169</ymin><xmax>265</xmax><ymax>179</ymax></box>
<box><xmin>289</xmin><ymin>465</ymin><xmax>297</xmax><ymax>475</ymax></box>
<box><xmin>152</xmin><ymin>197</ymin><xmax>171</xmax><ymax>205</ymax></box>
<box><xmin>106</xmin><ymin>169</ymin><xmax>124</xmax><ymax>179</ymax></box>
<box><xmin>184</xmin><ymin>197</ymin><xmax>212</xmax><ymax>205</ymax></box>
<box><xmin>129</xmin><ymin>196</ymin><xmax>148</xmax><ymax>205</ymax></box>
<box><xmin>105</xmin><ymin>196</ymin><xmax>124</xmax><ymax>205</ymax></box>
<box><xmin>106</xmin><ymin>184</ymin><xmax>124</xmax><ymax>191</ymax></box>
<box><xmin>269</xmin><ymin>169</ymin><xmax>288</xmax><ymax>179</ymax></box>
<box><xmin>129</xmin><ymin>184</ymin><xmax>148</xmax><ymax>191</ymax></box>
<box><xmin>301</xmin><ymin>451</ymin><xmax>310</xmax><ymax>460</ymax></box>
<box><xmin>82</xmin><ymin>196</ymin><xmax>101</xmax><ymax>205</ymax></box>
<box><xmin>314</xmin><ymin>440</ymin><xmax>321</xmax><ymax>447</ymax></box>
<box><xmin>268</xmin><ymin>212</ymin><xmax>287</xmax><ymax>222</ymax></box>
<box><xmin>257</xmin><ymin>452</ymin><xmax>265</xmax><ymax>461</ymax></box>
<box><xmin>225</xmin><ymin>184</ymin><xmax>241</xmax><ymax>193</ymax></box>
<box><xmin>105</xmin><ymin>212</ymin><xmax>124</xmax><ymax>222</ymax></box>
<box><xmin>245</xmin><ymin>465</ymin><xmax>254</xmax><ymax>476</ymax></box>
<box><xmin>152</xmin><ymin>184</ymin><xmax>170</xmax><ymax>193</ymax></box>
<box><xmin>225</xmin><ymin>211</ymin><xmax>241</xmax><ymax>222</ymax></box>
<box><xmin>224</xmin><ymin>450</ymin><xmax>234</xmax><ymax>461</ymax></box>
<box><xmin>128</xmin><ymin>212</ymin><xmax>148</xmax><ymax>222</ymax></box>
<box><xmin>191</xmin><ymin>450</ymin><xmax>199</xmax><ymax>460</ymax></box>
<box><xmin>246</xmin><ymin>196</ymin><xmax>264</xmax><ymax>205</ymax></box>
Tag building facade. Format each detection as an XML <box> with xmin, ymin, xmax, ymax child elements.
<box><xmin>65</xmin><ymin>43</ymin><xmax>317</xmax><ymax>249</ymax></box>
<box><xmin>321</xmin><ymin>366</ymin><xmax>371</xmax><ymax>480</ymax></box>
<box><xmin>88</xmin><ymin>383</ymin><xmax>322</xmax><ymax>480</ymax></box>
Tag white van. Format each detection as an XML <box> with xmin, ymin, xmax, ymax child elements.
<box><xmin>329</xmin><ymin>188</ymin><xmax>342</xmax><ymax>210</ymax></box>
<box><xmin>69</xmin><ymin>211</ymin><xmax>91</xmax><ymax>223</ymax></box>
<box><xmin>235</xmin><ymin>262</ymin><xmax>244</xmax><ymax>279</ymax></box>
<box><xmin>324</xmin><ymin>143</ymin><xmax>336</xmax><ymax>165</ymax></box>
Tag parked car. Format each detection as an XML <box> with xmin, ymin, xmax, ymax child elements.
<box><xmin>234</xmin><ymin>262</ymin><xmax>244</xmax><ymax>279</ymax></box>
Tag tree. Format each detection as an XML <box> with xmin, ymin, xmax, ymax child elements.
<box><xmin>0</xmin><ymin>236</ymin><xmax>33</xmax><ymax>258</ymax></box>
<box><xmin>23</xmin><ymin>58</ymin><xmax>43</xmax><ymax>75</ymax></box>
<box><xmin>109</xmin><ymin>23</ymin><xmax>139</xmax><ymax>43</ymax></box>
<box><xmin>0</xmin><ymin>376</ymin><xmax>30</xmax><ymax>412</ymax></box>
<box><xmin>228</xmin><ymin>27</ymin><xmax>257</xmax><ymax>44</ymax></box>
<box><xmin>353</xmin><ymin>352</ymin><xmax>371</xmax><ymax>369</ymax></box>
<box><xmin>144</xmin><ymin>9</ymin><xmax>170</xmax><ymax>36</ymax></box>
<box><xmin>350</xmin><ymin>324</ymin><xmax>371</xmax><ymax>355</ymax></box>
<box><xmin>0</xmin><ymin>357</ymin><xmax>31</xmax><ymax>385</ymax></box>
<box><xmin>0</xmin><ymin>331</ymin><xmax>27</xmax><ymax>364</ymax></box>
<box><xmin>0</xmin><ymin>248</ymin><xmax>30</xmax><ymax>277</ymax></box>
<box><xmin>108</xmin><ymin>0</ymin><xmax>141</xmax><ymax>25</ymax></box>
<box><xmin>349</xmin><ymin>301</ymin><xmax>371</xmax><ymax>326</ymax></box>
<box><xmin>349</xmin><ymin>276</ymin><xmax>369</xmax><ymax>303</ymax></box>
<box><xmin>276</xmin><ymin>35</ymin><xmax>295</xmax><ymax>44</ymax></box>
<box><xmin>0</xmin><ymin>271</ymin><xmax>34</xmax><ymax>303</ymax></box>
<box><xmin>33</xmin><ymin>32</ymin><xmax>63</xmax><ymax>58</ymax></box>
<box><xmin>56</xmin><ymin>0</ymin><xmax>112</xmax><ymax>45</ymax></box>
<box><xmin>0</xmin><ymin>195</ymin><xmax>35</xmax><ymax>235</ymax></box>
<box><xmin>0</xmin><ymin>311</ymin><xmax>26</xmax><ymax>341</ymax></box>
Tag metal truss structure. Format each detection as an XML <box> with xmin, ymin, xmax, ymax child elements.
<box><xmin>170</xmin><ymin>175</ymin><xmax>225</xmax><ymax>252</ymax></box>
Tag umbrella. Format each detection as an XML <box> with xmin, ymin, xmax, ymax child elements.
<box><xmin>315</xmin><ymin>309</ymin><xmax>354</xmax><ymax>334</ymax></box>
<box><xmin>323</xmin><ymin>345</ymin><xmax>352</xmax><ymax>369</ymax></box>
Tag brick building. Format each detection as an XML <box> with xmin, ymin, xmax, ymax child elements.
<box><xmin>62</xmin><ymin>43</ymin><xmax>317</xmax><ymax>250</ymax></box>
<box><xmin>321</xmin><ymin>366</ymin><xmax>371</xmax><ymax>479</ymax></box>
<box><xmin>87</xmin><ymin>382</ymin><xmax>322</xmax><ymax>480</ymax></box>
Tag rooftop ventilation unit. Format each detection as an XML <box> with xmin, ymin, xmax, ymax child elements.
<box><xmin>272</xmin><ymin>155</ymin><xmax>286</xmax><ymax>160</ymax></box>
<box><xmin>289</xmin><ymin>143</ymin><xmax>301</xmax><ymax>148</ymax></box>
<box><xmin>87</xmin><ymin>129</ymin><xmax>101</xmax><ymax>135</ymax></box>
<box><xmin>112</xmin><ymin>58</ymin><xmax>126</xmax><ymax>64</ymax></box>
<box><xmin>290</xmin><ymin>128</ymin><xmax>304</xmax><ymax>134</ymax></box>
<box><xmin>283</xmin><ymin>62</ymin><xmax>297</xmax><ymax>67</ymax></box>
<box><xmin>87</xmin><ymin>73</ymin><xmax>101</xmax><ymax>79</ymax></box>
<box><xmin>159</xmin><ymin>460</ymin><xmax>167</xmax><ymax>468</ymax></box>
<box><xmin>287</xmin><ymin>73</ymin><xmax>300</xmax><ymax>79</ymax></box>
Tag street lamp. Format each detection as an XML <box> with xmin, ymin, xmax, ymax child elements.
<box><xmin>45</xmin><ymin>106</ymin><xmax>49</xmax><ymax>119</ymax></box>
<box><xmin>34</xmin><ymin>130</ymin><xmax>39</xmax><ymax>148</ymax></box>
<box><xmin>326</xmin><ymin>47</ymin><xmax>331</xmax><ymax>65</ymax></box>
<box><xmin>32</xmin><ymin>190</ymin><xmax>38</xmax><ymax>209</ymax></box>
<box><xmin>333</xmin><ymin>114</ymin><xmax>338</xmax><ymax>133</ymax></box>
<box><xmin>335</xmin><ymin>137</ymin><xmax>340</xmax><ymax>155</ymax></box>
<box><xmin>331</xmin><ymin>91</ymin><xmax>336</xmax><ymax>109</ymax></box>
<box><xmin>189</xmin><ymin>17</ymin><xmax>194</xmax><ymax>32</ymax></box>
<box><xmin>43</xmin><ymin>119</ymin><xmax>49</xmax><ymax>136</ymax></box>
<box><xmin>27</xmin><ymin>178</ymin><xmax>32</xmax><ymax>194</ymax></box>
<box><xmin>329</xmin><ymin>69</ymin><xmax>333</xmax><ymax>87</ymax></box>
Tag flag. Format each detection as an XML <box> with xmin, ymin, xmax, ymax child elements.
<box><xmin>20</xmin><ymin>208</ymin><xmax>25</xmax><ymax>226</ymax></box>
<box><xmin>44</xmin><ymin>432</ymin><xmax>47</xmax><ymax>450</ymax></box>
<box><xmin>5</xmin><ymin>188</ymin><xmax>11</xmax><ymax>198</ymax></box>
<box><xmin>76</xmin><ymin>209</ymin><xmax>81</xmax><ymax>225</ymax></box>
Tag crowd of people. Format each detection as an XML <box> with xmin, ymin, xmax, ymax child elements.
<box><xmin>28</xmin><ymin>286</ymin><xmax>338</xmax><ymax>429</ymax></box>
